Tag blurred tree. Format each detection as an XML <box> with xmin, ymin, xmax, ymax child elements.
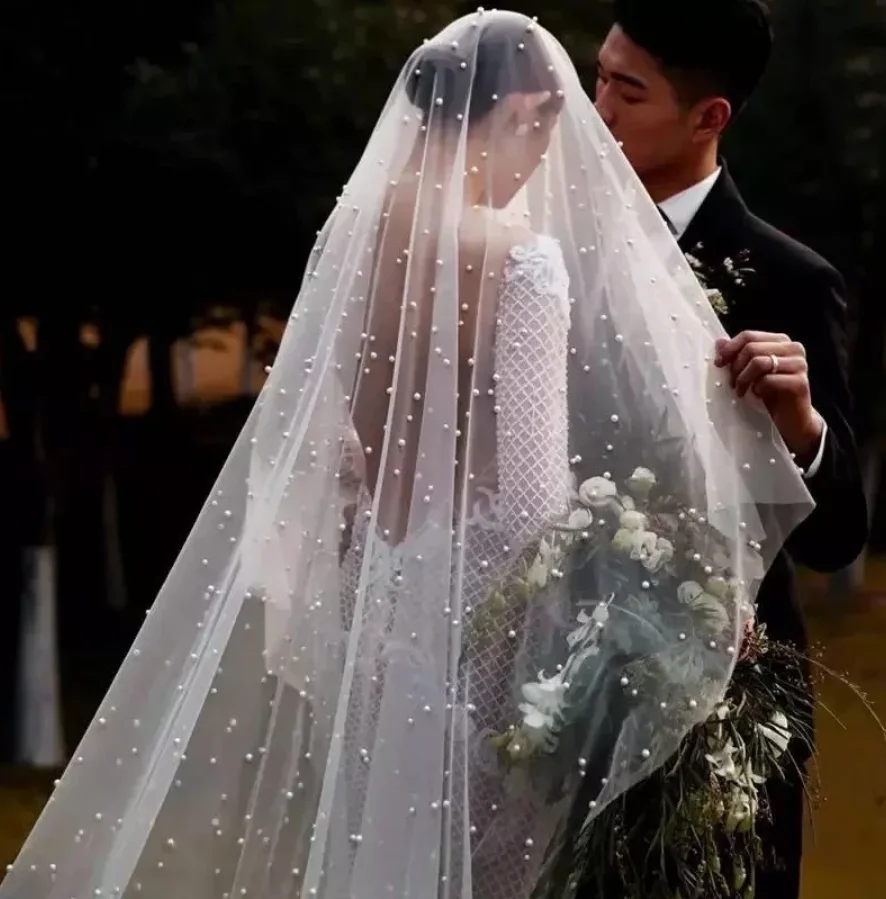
<box><xmin>0</xmin><ymin>0</ymin><xmax>220</xmax><ymax>762</ymax></box>
<box><xmin>729</xmin><ymin>0</ymin><xmax>885</xmax><ymax>278</ymax></box>
<box><xmin>818</xmin><ymin>0</ymin><xmax>886</xmax><ymax>444</ymax></box>
<box><xmin>122</xmin><ymin>0</ymin><xmax>610</xmax><ymax>304</ymax></box>
<box><xmin>725</xmin><ymin>0</ymin><xmax>885</xmax><ymax>584</ymax></box>
<box><xmin>726</xmin><ymin>0</ymin><xmax>885</xmax><ymax>442</ymax></box>
<box><xmin>1</xmin><ymin>0</ymin><xmax>882</xmax><ymax>754</ymax></box>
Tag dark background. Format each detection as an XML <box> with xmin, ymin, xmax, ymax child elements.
<box><xmin>1</xmin><ymin>0</ymin><xmax>884</xmax><ymax>751</ymax></box>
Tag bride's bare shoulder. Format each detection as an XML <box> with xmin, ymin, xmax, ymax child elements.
<box><xmin>458</xmin><ymin>213</ymin><xmax>540</xmax><ymax>279</ymax></box>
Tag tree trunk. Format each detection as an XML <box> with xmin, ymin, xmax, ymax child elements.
<box><xmin>240</xmin><ymin>301</ymin><xmax>258</xmax><ymax>396</ymax></box>
<box><xmin>177</xmin><ymin>339</ymin><xmax>196</xmax><ymax>404</ymax></box>
<box><xmin>94</xmin><ymin>326</ymin><xmax>137</xmax><ymax>612</ymax></box>
<box><xmin>149</xmin><ymin>329</ymin><xmax>176</xmax><ymax>413</ymax></box>
<box><xmin>0</xmin><ymin>317</ymin><xmax>65</xmax><ymax>767</ymax></box>
<box><xmin>102</xmin><ymin>467</ymin><xmax>128</xmax><ymax>611</ymax></box>
<box><xmin>16</xmin><ymin>314</ymin><xmax>89</xmax><ymax>766</ymax></box>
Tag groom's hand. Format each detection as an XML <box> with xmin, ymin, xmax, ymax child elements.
<box><xmin>714</xmin><ymin>331</ymin><xmax>824</xmax><ymax>462</ymax></box>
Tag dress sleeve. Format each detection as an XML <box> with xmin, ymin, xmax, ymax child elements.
<box><xmin>493</xmin><ymin>237</ymin><xmax>572</xmax><ymax>546</ymax></box>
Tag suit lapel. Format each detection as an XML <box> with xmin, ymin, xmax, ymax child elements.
<box><xmin>677</xmin><ymin>162</ymin><xmax>750</xmax><ymax>257</ymax></box>
<box><xmin>677</xmin><ymin>163</ymin><xmax>756</xmax><ymax>330</ymax></box>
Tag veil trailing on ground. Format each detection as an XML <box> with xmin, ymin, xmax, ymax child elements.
<box><xmin>1</xmin><ymin>10</ymin><xmax>813</xmax><ymax>899</ymax></box>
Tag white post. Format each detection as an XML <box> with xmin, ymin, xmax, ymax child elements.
<box><xmin>176</xmin><ymin>339</ymin><xmax>195</xmax><ymax>404</ymax></box>
<box><xmin>16</xmin><ymin>544</ymin><xmax>66</xmax><ymax>768</ymax></box>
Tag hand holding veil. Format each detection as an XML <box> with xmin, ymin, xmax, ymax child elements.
<box><xmin>1</xmin><ymin>10</ymin><xmax>813</xmax><ymax>899</ymax></box>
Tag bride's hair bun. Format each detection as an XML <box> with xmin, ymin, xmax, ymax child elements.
<box><xmin>404</xmin><ymin>45</ymin><xmax>472</xmax><ymax>122</ymax></box>
<box><xmin>404</xmin><ymin>11</ymin><xmax>558</xmax><ymax>127</ymax></box>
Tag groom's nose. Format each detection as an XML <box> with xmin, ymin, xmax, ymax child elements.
<box><xmin>594</xmin><ymin>85</ymin><xmax>616</xmax><ymax>128</ymax></box>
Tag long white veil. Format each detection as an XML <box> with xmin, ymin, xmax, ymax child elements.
<box><xmin>1</xmin><ymin>10</ymin><xmax>813</xmax><ymax>899</ymax></box>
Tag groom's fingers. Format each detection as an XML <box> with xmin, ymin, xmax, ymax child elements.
<box><xmin>732</xmin><ymin>343</ymin><xmax>809</xmax><ymax>396</ymax></box>
<box><xmin>714</xmin><ymin>330</ymin><xmax>791</xmax><ymax>365</ymax></box>
<box><xmin>751</xmin><ymin>372</ymin><xmax>811</xmax><ymax>402</ymax></box>
<box><xmin>714</xmin><ymin>330</ymin><xmax>809</xmax><ymax>397</ymax></box>
<box><xmin>730</xmin><ymin>340</ymin><xmax>806</xmax><ymax>383</ymax></box>
<box><xmin>731</xmin><ymin>340</ymin><xmax>804</xmax><ymax>376</ymax></box>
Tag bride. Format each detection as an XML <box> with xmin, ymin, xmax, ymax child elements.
<box><xmin>1</xmin><ymin>10</ymin><xmax>812</xmax><ymax>899</ymax></box>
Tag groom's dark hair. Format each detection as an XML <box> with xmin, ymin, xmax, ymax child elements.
<box><xmin>613</xmin><ymin>0</ymin><xmax>773</xmax><ymax>115</ymax></box>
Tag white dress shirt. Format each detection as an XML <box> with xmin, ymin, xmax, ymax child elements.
<box><xmin>658</xmin><ymin>166</ymin><xmax>722</xmax><ymax>239</ymax></box>
<box><xmin>658</xmin><ymin>167</ymin><xmax>827</xmax><ymax>480</ymax></box>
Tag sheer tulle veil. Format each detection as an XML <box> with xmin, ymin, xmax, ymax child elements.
<box><xmin>1</xmin><ymin>10</ymin><xmax>813</xmax><ymax>899</ymax></box>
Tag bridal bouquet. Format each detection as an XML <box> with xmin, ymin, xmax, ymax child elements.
<box><xmin>467</xmin><ymin>466</ymin><xmax>874</xmax><ymax>899</ymax></box>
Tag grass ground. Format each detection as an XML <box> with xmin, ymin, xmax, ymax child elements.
<box><xmin>2</xmin><ymin>564</ymin><xmax>885</xmax><ymax>896</ymax></box>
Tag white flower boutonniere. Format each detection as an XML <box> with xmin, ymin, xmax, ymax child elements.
<box><xmin>685</xmin><ymin>243</ymin><xmax>754</xmax><ymax>318</ymax></box>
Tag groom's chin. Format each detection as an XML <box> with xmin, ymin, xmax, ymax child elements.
<box><xmin>613</xmin><ymin>140</ymin><xmax>679</xmax><ymax>184</ymax></box>
<box><xmin>611</xmin><ymin>138</ymin><xmax>651</xmax><ymax>173</ymax></box>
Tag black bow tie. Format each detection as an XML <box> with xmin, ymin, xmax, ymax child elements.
<box><xmin>657</xmin><ymin>206</ymin><xmax>678</xmax><ymax>236</ymax></box>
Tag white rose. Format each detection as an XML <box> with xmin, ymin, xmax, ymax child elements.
<box><xmin>619</xmin><ymin>509</ymin><xmax>648</xmax><ymax>531</ymax></box>
<box><xmin>629</xmin><ymin>530</ymin><xmax>658</xmax><ymax>563</ymax></box>
<box><xmin>611</xmin><ymin>528</ymin><xmax>635</xmax><ymax>553</ymax></box>
<box><xmin>626</xmin><ymin>466</ymin><xmax>657</xmax><ymax>496</ymax></box>
<box><xmin>706</xmin><ymin>576</ymin><xmax>728</xmax><ymax>599</ymax></box>
<box><xmin>685</xmin><ymin>592</ymin><xmax>731</xmax><ymax>633</ymax></box>
<box><xmin>568</xmin><ymin>508</ymin><xmax>594</xmax><ymax>531</ymax></box>
<box><xmin>677</xmin><ymin>581</ymin><xmax>705</xmax><ymax>605</ymax></box>
<box><xmin>521</xmin><ymin>670</ymin><xmax>567</xmax><ymax>716</ymax></box>
<box><xmin>642</xmin><ymin>537</ymin><xmax>674</xmax><ymax>573</ymax></box>
<box><xmin>578</xmin><ymin>476</ymin><xmax>617</xmax><ymax>508</ymax></box>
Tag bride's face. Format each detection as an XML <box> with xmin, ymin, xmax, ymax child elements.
<box><xmin>470</xmin><ymin>90</ymin><xmax>562</xmax><ymax>209</ymax></box>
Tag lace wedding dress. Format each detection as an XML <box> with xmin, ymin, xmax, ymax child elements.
<box><xmin>338</xmin><ymin>234</ymin><xmax>572</xmax><ymax>899</ymax></box>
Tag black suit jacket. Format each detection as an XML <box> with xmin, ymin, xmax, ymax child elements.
<box><xmin>570</xmin><ymin>164</ymin><xmax>867</xmax><ymax>899</ymax></box>
<box><xmin>678</xmin><ymin>163</ymin><xmax>868</xmax><ymax>652</ymax></box>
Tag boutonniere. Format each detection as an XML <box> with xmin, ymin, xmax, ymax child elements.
<box><xmin>684</xmin><ymin>243</ymin><xmax>753</xmax><ymax>318</ymax></box>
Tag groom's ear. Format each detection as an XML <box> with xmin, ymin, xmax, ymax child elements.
<box><xmin>691</xmin><ymin>97</ymin><xmax>732</xmax><ymax>141</ymax></box>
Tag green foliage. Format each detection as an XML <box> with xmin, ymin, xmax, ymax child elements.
<box><xmin>118</xmin><ymin>0</ymin><xmax>883</xmax><ymax>429</ymax></box>
<box><xmin>126</xmin><ymin>1</ymin><xmax>455</xmax><ymax>240</ymax></box>
<box><xmin>123</xmin><ymin>0</ymin><xmax>610</xmax><ymax>278</ymax></box>
<box><xmin>4</xmin><ymin>0</ymin><xmax>883</xmax><ymax>420</ymax></box>
<box><xmin>727</xmin><ymin>0</ymin><xmax>886</xmax><ymax>281</ymax></box>
<box><xmin>569</xmin><ymin>634</ymin><xmax>810</xmax><ymax>899</ymax></box>
<box><xmin>701</xmin><ymin>0</ymin><xmax>886</xmax><ymax>433</ymax></box>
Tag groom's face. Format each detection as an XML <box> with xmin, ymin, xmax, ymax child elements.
<box><xmin>595</xmin><ymin>26</ymin><xmax>695</xmax><ymax>179</ymax></box>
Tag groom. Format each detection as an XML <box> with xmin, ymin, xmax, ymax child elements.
<box><xmin>593</xmin><ymin>0</ymin><xmax>867</xmax><ymax>896</ymax></box>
